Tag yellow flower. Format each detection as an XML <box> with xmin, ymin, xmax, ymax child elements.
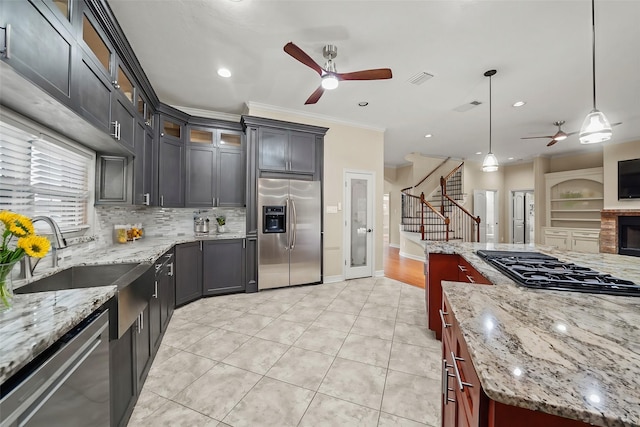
<box><xmin>17</xmin><ymin>235</ymin><xmax>51</xmax><ymax>258</ymax></box>
<box><xmin>0</xmin><ymin>211</ymin><xmax>18</xmax><ymax>229</ymax></box>
<box><xmin>9</xmin><ymin>214</ymin><xmax>34</xmax><ymax>237</ymax></box>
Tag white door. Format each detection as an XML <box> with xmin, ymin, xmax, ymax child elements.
<box><xmin>474</xmin><ymin>190</ymin><xmax>498</xmax><ymax>244</ymax></box>
<box><xmin>511</xmin><ymin>190</ymin><xmax>534</xmax><ymax>244</ymax></box>
<box><xmin>345</xmin><ymin>171</ymin><xmax>374</xmax><ymax>279</ymax></box>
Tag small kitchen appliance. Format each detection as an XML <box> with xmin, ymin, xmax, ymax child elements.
<box><xmin>193</xmin><ymin>214</ymin><xmax>209</xmax><ymax>235</ymax></box>
<box><xmin>477</xmin><ymin>250</ymin><xmax>640</xmax><ymax>296</ymax></box>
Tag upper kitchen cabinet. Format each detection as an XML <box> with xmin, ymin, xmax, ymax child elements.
<box><xmin>184</xmin><ymin>120</ymin><xmax>245</xmax><ymax>208</ymax></box>
<box><xmin>242</xmin><ymin>116</ymin><xmax>326</xmax><ymax>181</ymax></box>
<box><xmin>132</xmin><ymin>120</ymin><xmax>154</xmax><ymax>206</ymax></box>
<box><xmin>0</xmin><ymin>0</ymin><xmax>76</xmax><ymax>107</ymax></box>
<box><xmin>157</xmin><ymin>108</ymin><xmax>187</xmax><ymax>207</ymax></box>
<box><xmin>257</xmin><ymin>128</ymin><xmax>316</xmax><ymax>175</ymax></box>
<box><xmin>76</xmin><ymin>8</ymin><xmax>114</xmax><ymax>134</ymax></box>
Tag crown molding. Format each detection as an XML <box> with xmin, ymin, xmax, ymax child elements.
<box><xmin>245</xmin><ymin>102</ymin><xmax>386</xmax><ymax>133</ymax></box>
<box><xmin>171</xmin><ymin>105</ymin><xmax>241</xmax><ymax>122</ymax></box>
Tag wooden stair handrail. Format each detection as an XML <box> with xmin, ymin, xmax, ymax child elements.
<box><xmin>401</xmin><ymin>157</ymin><xmax>451</xmax><ymax>193</ymax></box>
<box><xmin>443</xmin><ymin>161</ymin><xmax>464</xmax><ymax>183</ymax></box>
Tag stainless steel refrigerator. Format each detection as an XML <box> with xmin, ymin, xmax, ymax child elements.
<box><xmin>258</xmin><ymin>178</ymin><xmax>322</xmax><ymax>290</ymax></box>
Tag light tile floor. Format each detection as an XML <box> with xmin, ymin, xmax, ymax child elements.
<box><xmin>128</xmin><ymin>277</ymin><xmax>442</xmax><ymax>427</ymax></box>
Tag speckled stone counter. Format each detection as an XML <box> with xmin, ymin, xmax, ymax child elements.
<box><xmin>0</xmin><ymin>287</ymin><xmax>116</xmax><ymax>383</ymax></box>
<box><xmin>427</xmin><ymin>242</ymin><xmax>640</xmax><ymax>427</ymax></box>
<box><xmin>1</xmin><ymin>232</ymin><xmax>244</xmax><ymax>385</ymax></box>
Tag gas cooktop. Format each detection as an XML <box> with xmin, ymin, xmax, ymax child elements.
<box><xmin>476</xmin><ymin>250</ymin><xmax>640</xmax><ymax>297</ymax></box>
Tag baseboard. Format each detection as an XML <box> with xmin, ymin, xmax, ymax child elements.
<box><xmin>323</xmin><ymin>275</ymin><xmax>345</xmax><ymax>284</ymax></box>
<box><xmin>374</xmin><ymin>270</ymin><xmax>385</xmax><ymax>277</ymax></box>
<box><xmin>389</xmin><ymin>243</ymin><xmax>400</xmax><ymax>249</ymax></box>
<box><xmin>399</xmin><ymin>251</ymin><xmax>427</xmax><ymax>262</ymax></box>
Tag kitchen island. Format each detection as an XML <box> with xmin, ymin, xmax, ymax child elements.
<box><xmin>427</xmin><ymin>242</ymin><xmax>640</xmax><ymax>427</ymax></box>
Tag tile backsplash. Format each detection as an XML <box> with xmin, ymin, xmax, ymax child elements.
<box><xmin>57</xmin><ymin>206</ymin><xmax>246</xmax><ymax>262</ymax></box>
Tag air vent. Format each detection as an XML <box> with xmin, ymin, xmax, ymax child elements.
<box><xmin>454</xmin><ymin>100</ymin><xmax>482</xmax><ymax>112</ymax></box>
<box><xmin>407</xmin><ymin>72</ymin><xmax>434</xmax><ymax>85</ymax></box>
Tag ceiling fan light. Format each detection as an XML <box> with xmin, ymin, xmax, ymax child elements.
<box><xmin>482</xmin><ymin>152</ymin><xmax>499</xmax><ymax>172</ymax></box>
<box><xmin>579</xmin><ymin>109</ymin><xmax>612</xmax><ymax>144</ymax></box>
<box><xmin>554</xmin><ymin>134</ymin><xmax>568</xmax><ymax>141</ymax></box>
<box><xmin>321</xmin><ymin>74</ymin><xmax>339</xmax><ymax>90</ymax></box>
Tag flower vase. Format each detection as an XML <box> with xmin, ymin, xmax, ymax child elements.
<box><xmin>217</xmin><ymin>224</ymin><xmax>226</xmax><ymax>233</ymax></box>
<box><xmin>0</xmin><ymin>260</ymin><xmax>19</xmax><ymax>311</ymax></box>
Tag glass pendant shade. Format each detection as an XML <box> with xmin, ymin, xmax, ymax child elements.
<box><xmin>579</xmin><ymin>109</ymin><xmax>612</xmax><ymax>144</ymax></box>
<box><xmin>321</xmin><ymin>74</ymin><xmax>339</xmax><ymax>90</ymax></box>
<box><xmin>482</xmin><ymin>152</ymin><xmax>499</xmax><ymax>172</ymax></box>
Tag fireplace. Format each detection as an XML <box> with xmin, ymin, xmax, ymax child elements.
<box><xmin>619</xmin><ymin>216</ymin><xmax>640</xmax><ymax>257</ymax></box>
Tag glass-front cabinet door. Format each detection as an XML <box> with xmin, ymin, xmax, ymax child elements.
<box><xmin>188</xmin><ymin>127</ymin><xmax>215</xmax><ymax>145</ymax></box>
<box><xmin>218</xmin><ymin>130</ymin><xmax>242</xmax><ymax>149</ymax></box>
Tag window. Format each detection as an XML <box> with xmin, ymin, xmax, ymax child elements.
<box><xmin>0</xmin><ymin>120</ymin><xmax>92</xmax><ymax>233</ymax></box>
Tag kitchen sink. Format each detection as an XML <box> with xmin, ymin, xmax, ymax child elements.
<box><xmin>16</xmin><ymin>262</ymin><xmax>154</xmax><ymax>340</ymax></box>
<box><xmin>16</xmin><ymin>263</ymin><xmax>145</xmax><ymax>293</ymax></box>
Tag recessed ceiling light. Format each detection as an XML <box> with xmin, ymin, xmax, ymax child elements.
<box><xmin>424</xmin><ymin>134</ymin><xmax>432</xmax><ymax>138</ymax></box>
<box><xmin>358</xmin><ymin>101</ymin><xmax>369</xmax><ymax>107</ymax></box>
<box><xmin>217</xmin><ymin>68</ymin><xmax>232</xmax><ymax>78</ymax></box>
<box><xmin>475</xmin><ymin>151</ymin><xmax>482</xmax><ymax>155</ymax></box>
<box><xmin>512</xmin><ymin>101</ymin><xmax>526</xmax><ymax>107</ymax></box>
<box><xmin>508</xmin><ymin>157</ymin><xmax>514</xmax><ymax>160</ymax></box>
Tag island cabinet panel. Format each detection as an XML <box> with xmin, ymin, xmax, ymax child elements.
<box><xmin>427</xmin><ymin>253</ymin><xmax>491</xmax><ymax>340</ymax></box>
<box><xmin>442</xmin><ymin>293</ymin><xmax>595</xmax><ymax>427</ymax></box>
<box><xmin>110</xmin><ymin>326</ymin><xmax>135</xmax><ymax>427</ymax></box>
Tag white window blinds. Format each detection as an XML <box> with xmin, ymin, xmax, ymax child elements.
<box><xmin>0</xmin><ymin>121</ymin><xmax>91</xmax><ymax>232</ymax></box>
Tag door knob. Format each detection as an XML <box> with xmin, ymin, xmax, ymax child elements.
<box><xmin>367</xmin><ymin>228</ymin><xmax>373</xmax><ymax>233</ymax></box>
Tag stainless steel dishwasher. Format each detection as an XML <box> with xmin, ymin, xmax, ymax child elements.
<box><xmin>1</xmin><ymin>310</ymin><xmax>110</xmax><ymax>427</ymax></box>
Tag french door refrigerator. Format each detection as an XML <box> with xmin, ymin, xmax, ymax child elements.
<box><xmin>258</xmin><ymin>178</ymin><xmax>322</xmax><ymax>290</ymax></box>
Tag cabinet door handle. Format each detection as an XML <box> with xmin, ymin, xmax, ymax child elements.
<box><xmin>451</xmin><ymin>352</ymin><xmax>473</xmax><ymax>391</ymax></box>
<box><xmin>242</xmin><ymin>239</ymin><xmax>246</xmax><ymax>249</ymax></box>
<box><xmin>168</xmin><ymin>262</ymin><xmax>174</xmax><ymax>277</ymax></box>
<box><xmin>143</xmin><ymin>193</ymin><xmax>150</xmax><ymax>206</ymax></box>
<box><xmin>439</xmin><ymin>309</ymin><xmax>451</xmax><ymax>328</ymax></box>
<box><xmin>112</xmin><ymin>80</ymin><xmax>120</xmax><ymax>89</ymax></box>
<box><xmin>110</xmin><ymin>121</ymin><xmax>119</xmax><ymax>139</ymax></box>
<box><xmin>457</xmin><ymin>264</ymin><xmax>467</xmax><ymax>272</ymax></box>
<box><xmin>153</xmin><ymin>280</ymin><xmax>158</xmax><ymax>298</ymax></box>
<box><xmin>442</xmin><ymin>359</ymin><xmax>456</xmax><ymax>404</ymax></box>
<box><xmin>466</xmin><ymin>275</ymin><xmax>476</xmax><ymax>284</ymax></box>
<box><xmin>160</xmin><ymin>195</ymin><xmax>164</xmax><ymax>207</ymax></box>
<box><xmin>1</xmin><ymin>24</ymin><xmax>11</xmax><ymax>59</ymax></box>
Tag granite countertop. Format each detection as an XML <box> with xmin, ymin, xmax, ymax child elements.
<box><xmin>0</xmin><ymin>232</ymin><xmax>244</xmax><ymax>385</ymax></box>
<box><xmin>428</xmin><ymin>242</ymin><xmax>640</xmax><ymax>427</ymax></box>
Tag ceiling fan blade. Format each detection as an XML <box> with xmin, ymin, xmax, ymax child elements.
<box><xmin>521</xmin><ymin>136</ymin><xmax>554</xmax><ymax>140</ymax></box>
<box><xmin>304</xmin><ymin>86</ymin><xmax>325</xmax><ymax>105</ymax></box>
<box><xmin>284</xmin><ymin>42</ymin><xmax>323</xmax><ymax>76</ymax></box>
<box><xmin>337</xmin><ymin>68</ymin><xmax>393</xmax><ymax>81</ymax></box>
<box><xmin>547</xmin><ymin>139</ymin><xmax>560</xmax><ymax>147</ymax></box>
<box><xmin>612</xmin><ymin>122</ymin><xmax>623</xmax><ymax>127</ymax></box>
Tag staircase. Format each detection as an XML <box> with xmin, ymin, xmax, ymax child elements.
<box><xmin>401</xmin><ymin>162</ymin><xmax>480</xmax><ymax>242</ymax></box>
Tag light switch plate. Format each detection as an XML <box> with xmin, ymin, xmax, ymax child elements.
<box><xmin>326</xmin><ymin>205</ymin><xmax>338</xmax><ymax>214</ymax></box>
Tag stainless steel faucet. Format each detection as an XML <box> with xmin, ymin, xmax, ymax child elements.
<box><xmin>20</xmin><ymin>216</ymin><xmax>68</xmax><ymax>278</ymax></box>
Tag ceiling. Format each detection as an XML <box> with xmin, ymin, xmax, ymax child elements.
<box><xmin>108</xmin><ymin>0</ymin><xmax>640</xmax><ymax>168</ymax></box>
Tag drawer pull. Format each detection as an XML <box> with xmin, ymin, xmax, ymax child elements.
<box><xmin>457</xmin><ymin>264</ymin><xmax>467</xmax><ymax>272</ymax></box>
<box><xmin>466</xmin><ymin>275</ymin><xmax>476</xmax><ymax>283</ymax></box>
<box><xmin>442</xmin><ymin>359</ymin><xmax>456</xmax><ymax>404</ymax></box>
<box><xmin>439</xmin><ymin>309</ymin><xmax>451</xmax><ymax>328</ymax></box>
<box><xmin>452</xmin><ymin>352</ymin><xmax>474</xmax><ymax>391</ymax></box>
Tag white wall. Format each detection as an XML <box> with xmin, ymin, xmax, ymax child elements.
<box><xmin>247</xmin><ymin>105</ymin><xmax>385</xmax><ymax>279</ymax></box>
<box><xmin>603</xmin><ymin>139</ymin><xmax>640</xmax><ymax>209</ymax></box>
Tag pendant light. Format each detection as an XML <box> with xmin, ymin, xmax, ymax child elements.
<box><xmin>482</xmin><ymin>69</ymin><xmax>499</xmax><ymax>172</ymax></box>
<box><xmin>579</xmin><ymin>0</ymin><xmax>612</xmax><ymax>144</ymax></box>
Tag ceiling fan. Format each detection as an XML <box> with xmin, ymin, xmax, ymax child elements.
<box><xmin>284</xmin><ymin>42</ymin><xmax>393</xmax><ymax>105</ymax></box>
<box><xmin>521</xmin><ymin>120</ymin><xmax>622</xmax><ymax>147</ymax></box>
<box><xmin>521</xmin><ymin>121</ymin><xmax>577</xmax><ymax>147</ymax></box>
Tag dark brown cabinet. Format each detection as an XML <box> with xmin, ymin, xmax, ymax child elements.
<box><xmin>133</xmin><ymin>121</ymin><xmax>154</xmax><ymax>206</ymax></box>
<box><xmin>442</xmin><ymin>293</ymin><xmax>594</xmax><ymax>427</ymax></box>
<box><xmin>158</xmin><ymin>116</ymin><xmax>186</xmax><ymax>207</ymax></box>
<box><xmin>134</xmin><ymin>305</ymin><xmax>151</xmax><ymax>394</ymax></box>
<box><xmin>426</xmin><ymin>253</ymin><xmax>491</xmax><ymax>340</ymax></box>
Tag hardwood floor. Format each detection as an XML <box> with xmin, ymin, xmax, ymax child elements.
<box><xmin>383</xmin><ymin>245</ymin><xmax>425</xmax><ymax>289</ymax></box>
